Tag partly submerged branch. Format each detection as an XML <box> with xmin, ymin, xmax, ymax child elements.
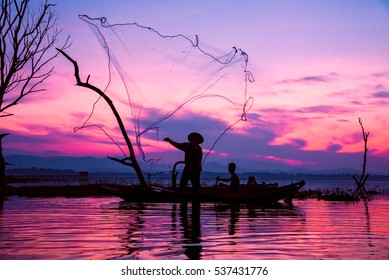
<box><xmin>353</xmin><ymin>117</ymin><xmax>369</xmax><ymax>200</ymax></box>
<box><xmin>57</xmin><ymin>48</ymin><xmax>147</xmax><ymax>187</ymax></box>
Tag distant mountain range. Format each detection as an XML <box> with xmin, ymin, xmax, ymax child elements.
<box><xmin>5</xmin><ymin>154</ymin><xmax>370</xmax><ymax>175</ymax></box>
<box><xmin>5</xmin><ymin>154</ymin><xmax>230</xmax><ymax>173</ymax></box>
<box><xmin>5</xmin><ymin>154</ymin><xmax>138</xmax><ymax>173</ymax></box>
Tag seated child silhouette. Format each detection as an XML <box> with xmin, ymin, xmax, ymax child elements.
<box><xmin>216</xmin><ymin>162</ymin><xmax>240</xmax><ymax>192</ymax></box>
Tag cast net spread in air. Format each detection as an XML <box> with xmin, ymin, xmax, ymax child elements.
<box><xmin>77</xmin><ymin>15</ymin><xmax>254</xmax><ymax>172</ymax></box>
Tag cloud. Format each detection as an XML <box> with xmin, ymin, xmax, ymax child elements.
<box><xmin>254</xmin><ymin>154</ymin><xmax>309</xmax><ymax>167</ymax></box>
<box><xmin>5</xmin><ymin>91</ymin><xmax>389</xmax><ymax>173</ymax></box>
<box><xmin>372</xmin><ymin>71</ymin><xmax>389</xmax><ymax>78</ymax></box>
<box><xmin>5</xmin><ymin>116</ymin><xmax>389</xmax><ymax>172</ymax></box>
<box><xmin>3</xmin><ymin>123</ymin><xmax>122</xmax><ymax>157</ymax></box>
<box><xmin>373</xmin><ymin>91</ymin><xmax>389</xmax><ymax>98</ymax></box>
<box><xmin>289</xmin><ymin>138</ymin><xmax>307</xmax><ymax>148</ymax></box>
<box><xmin>134</xmin><ymin>108</ymin><xmax>230</xmax><ymax>142</ymax></box>
<box><xmin>277</xmin><ymin>72</ymin><xmax>339</xmax><ymax>85</ymax></box>
<box><xmin>327</xmin><ymin>143</ymin><xmax>342</xmax><ymax>152</ymax></box>
<box><xmin>296</xmin><ymin>105</ymin><xmax>353</xmax><ymax>115</ymax></box>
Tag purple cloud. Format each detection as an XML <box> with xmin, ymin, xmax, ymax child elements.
<box><xmin>372</xmin><ymin>71</ymin><xmax>389</xmax><ymax>78</ymax></box>
<box><xmin>278</xmin><ymin>73</ymin><xmax>339</xmax><ymax>85</ymax></box>
<box><xmin>290</xmin><ymin>138</ymin><xmax>307</xmax><ymax>148</ymax></box>
<box><xmin>373</xmin><ymin>91</ymin><xmax>389</xmax><ymax>98</ymax></box>
<box><xmin>296</xmin><ymin>105</ymin><xmax>354</xmax><ymax>115</ymax></box>
<box><xmin>327</xmin><ymin>143</ymin><xmax>342</xmax><ymax>152</ymax></box>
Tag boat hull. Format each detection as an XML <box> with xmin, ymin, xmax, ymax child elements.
<box><xmin>103</xmin><ymin>180</ymin><xmax>305</xmax><ymax>204</ymax></box>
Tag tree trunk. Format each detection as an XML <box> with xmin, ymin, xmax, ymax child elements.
<box><xmin>0</xmin><ymin>134</ymin><xmax>8</xmax><ymax>207</ymax></box>
<box><xmin>57</xmin><ymin>49</ymin><xmax>147</xmax><ymax>187</ymax></box>
<box><xmin>354</xmin><ymin>118</ymin><xmax>369</xmax><ymax>200</ymax></box>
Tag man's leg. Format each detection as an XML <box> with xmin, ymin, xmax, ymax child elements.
<box><xmin>191</xmin><ymin>172</ymin><xmax>201</xmax><ymax>192</ymax></box>
<box><xmin>179</xmin><ymin>169</ymin><xmax>189</xmax><ymax>189</ymax></box>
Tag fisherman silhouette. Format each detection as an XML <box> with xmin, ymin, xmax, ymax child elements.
<box><xmin>164</xmin><ymin>132</ymin><xmax>203</xmax><ymax>192</ymax></box>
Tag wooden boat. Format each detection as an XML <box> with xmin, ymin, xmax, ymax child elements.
<box><xmin>103</xmin><ymin>180</ymin><xmax>305</xmax><ymax>204</ymax></box>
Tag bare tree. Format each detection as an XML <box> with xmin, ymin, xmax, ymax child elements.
<box><xmin>352</xmin><ymin>117</ymin><xmax>369</xmax><ymax>200</ymax></box>
<box><xmin>0</xmin><ymin>0</ymin><xmax>69</xmax><ymax>191</ymax></box>
<box><xmin>57</xmin><ymin>49</ymin><xmax>147</xmax><ymax>187</ymax></box>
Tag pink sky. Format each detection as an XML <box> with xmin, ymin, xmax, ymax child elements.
<box><xmin>3</xmin><ymin>0</ymin><xmax>389</xmax><ymax>173</ymax></box>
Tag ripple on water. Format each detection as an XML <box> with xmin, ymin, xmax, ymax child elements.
<box><xmin>1</xmin><ymin>197</ymin><xmax>389</xmax><ymax>259</ymax></box>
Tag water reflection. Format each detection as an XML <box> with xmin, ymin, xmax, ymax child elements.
<box><xmin>119</xmin><ymin>203</ymin><xmax>146</xmax><ymax>257</ymax></box>
<box><xmin>0</xmin><ymin>190</ymin><xmax>5</xmax><ymax>210</ymax></box>
<box><xmin>364</xmin><ymin>201</ymin><xmax>373</xmax><ymax>248</ymax></box>
<box><xmin>119</xmin><ymin>202</ymin><xmax>203</xmax><ymax>259</ymax></box>
<box><xmin>117</xmin><ymin>201</ymin><xmax>306</xmax><ymax>260</ymax></box>
<box><xmin>228</xmin><ymin>203</ymin><xmax>240</xmax><ymax>235</ymax></box>
<box><xmin>178</xmin><ymin>202</ymin><xmax>202</xmax><ymax>259</ymax></box>
<box><xmin>1</xmin><ymin>197</ymin><xmax>389</xmax><ymax>259</ymax></box>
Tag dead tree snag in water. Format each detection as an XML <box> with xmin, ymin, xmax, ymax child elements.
<box><xmin>352</xmin><ymin>117</ymin><xmax>369</xmax><ymax>200</ymax></box>
<box><xmin>57</xmin><ymin>49</ymin><xmax>147</xmax><ymax>187</ymax></box>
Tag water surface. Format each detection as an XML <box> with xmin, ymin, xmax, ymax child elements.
<box><xmin>1</xmin><ymin>196</ymin><xmax>388</xmax><ymax>259</ymax></box>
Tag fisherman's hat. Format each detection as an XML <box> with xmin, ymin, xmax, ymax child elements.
<box><xmin>188</xmin><ymin>132</ymin><xmax>204</xmax><ymax>144</ymax></box>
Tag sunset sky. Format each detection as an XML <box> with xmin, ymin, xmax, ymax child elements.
<box><xmin>3</xmin><ymin>0</ymin><xmax>389</xmax><ymax>173</ymax></box>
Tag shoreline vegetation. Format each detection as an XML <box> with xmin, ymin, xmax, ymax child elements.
<box><xmin>3</xmin><ymin>182</ymin><xmax>387</xmax><ymax>202</ymax></box>
<box><xmin>4</xmin><ymin>168</ymin><xmax>388</xmax><ymax>201</ymax></box>
<box><xmin>6</xmin><ymin>167</ymin><xmax>389</xmax><ymax>180</ymax></box>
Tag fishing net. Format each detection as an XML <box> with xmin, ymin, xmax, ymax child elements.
<box><xmin>76</xmin><ymin>15</ymin><xmax>254</xmax><ymax>172</ymax></box>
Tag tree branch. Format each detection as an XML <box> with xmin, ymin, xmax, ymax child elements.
<box><xmin>0</xmin><ymin>133</ymin><xmax>10</xmax><ymax>139</ymax></box>
<box><xmin>107</xmin><ymin>156</ymin><xmax>134</xmax><ymax>168</ymax></box>
<box><xmin>0</xmin><ymin>0</ymin><xmax>70</xmax><ymax>115</ymax></box>
<box><xmin>57</xmin><ymin>48</ymin><xmax>147</xmax><ymax>187</ymax></box>
<box><xmin>354</xmin><ymin>117</ymin><xmax>369</xmax><ymax>200</ymax></box>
